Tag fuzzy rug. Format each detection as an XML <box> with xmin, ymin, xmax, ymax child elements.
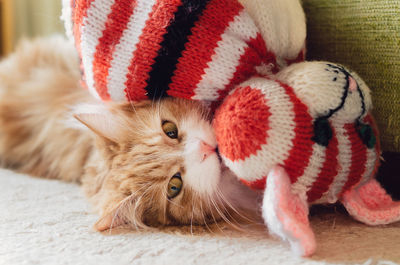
<box><xmin>1</xmin><ymin>168</ymin><xmax>399</xmax><ymax>265</ymax></box>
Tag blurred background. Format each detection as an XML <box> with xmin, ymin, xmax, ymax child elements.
<box><xmin>0</xmin><ymin>0</ymin><xmax>64</xmax><ymax>56</ymax></box>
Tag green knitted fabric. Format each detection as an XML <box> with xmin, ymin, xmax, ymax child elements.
<box><xmin>303</xmin><ymin>0</ymin><xmax>400</xmax><ymax>152</ymax></box>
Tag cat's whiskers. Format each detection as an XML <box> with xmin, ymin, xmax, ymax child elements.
<box><xmin>215</xmin><ymin>187</ymin><xmax>254</xmax><ymax>225</ymax></box>
<box><xmin>208</xmin><ymin>193</ymin><xmax>244</xmax><ymax>232</ymax></box>
<box><xmin>208</xmin><ymin>194</ymin><xmax>225</xmax><ymax>222</ymax></box>
<box><xmin>129</xmin><ymin>152</ymin><xmax>183</xmax><ymax>164</ymax></box>
<box><xmin>167</xmin><ymin>197</ymin><xmax>184</xmax><ymax>209</ymax></box>
<box><xmin>108</xmin><ymin>183</ymin><xmax>152</xmax><ymax>232</ymax></box>
<box><xmin>155</xmin><ymin>96</ymin><xmax>162</xmax><ymax>120</ymax></box>
<box><xmin>132</xmin><ymin>183</ymin><xmax>156</xmax><ymax>229</ymax></box>
<box><xmin>125</xmin><ymin>94</ymin><xmax>154</xmax><ymax>133</ymax></box>
<box><xmin>206</xmin><ymin>199</ymin><xmax>224</xmax><ymax>234</ymax></box>
<box><xmin>149</xmin><ymin>96</ymin><xmax>158</xmax><ymax>125</ymax></box>
<box><xmin>161</xmin><ymin>190</ymin><xmax>169</xmax><ymax>226</ymax></box>
<box><xmin>199</xmin><ymin>199</ymin><xmax>215</xmax><ymax>234</ymax></box>
<box><xmin>213</xmin><ymin>191</ymin><xmax>248</xmax><ymax>232</ymax></box>
<box><xmin>190</xmin><ymin>199</ymin><xmax>194</xmax><ymax>236</ymax></box>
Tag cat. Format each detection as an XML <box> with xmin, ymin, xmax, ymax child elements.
<box><xmin>0</xmin><ymin>36</ymin><xmax>258</xmax><ymax>231</ymax></box>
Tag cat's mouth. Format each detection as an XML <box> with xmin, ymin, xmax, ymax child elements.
<box><xmin>216</xmin><ymin>148</ymin><xmax>231</xmax><ymax>173</ymax></box>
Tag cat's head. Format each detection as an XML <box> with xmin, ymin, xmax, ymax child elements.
<box><xmin>74</xmin><ymin>98</ymin><xmax>234</xmax><ymax>230</ymax></box>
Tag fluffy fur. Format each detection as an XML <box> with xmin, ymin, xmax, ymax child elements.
<box><xmin>0</xmin><ymin>36</ymin><xmax>257</xmax><ymax>231</ymax></box>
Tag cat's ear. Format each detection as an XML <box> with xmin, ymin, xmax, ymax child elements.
<box><xmin>94</xmin><ymin>207</ymin><xmax>127</xmax><ymax>231</ymax></box>
<box><xmin>73</xmin><ymin>104</ymin><xmax>127</xmax><ymax>143</ymax></box>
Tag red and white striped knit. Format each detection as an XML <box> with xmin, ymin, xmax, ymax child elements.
<box><xmin>62</xmin><ymin>0</ymin><xmax>380</xmax><ymax>205</ymax></box>
<box><xmin>61</xmin><ymin>0</ymin><xmax>306</xmax><ymax>103</ymax></box>
<box><xmin>213</xmin><ymin>61</ymin><xmax>381</xmax><ymax>204</ymax></box>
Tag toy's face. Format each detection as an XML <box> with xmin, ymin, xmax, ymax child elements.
<box><xmin>276</xmin><ymin>61</ymin><xmax>372</xmax><ymax>123</ymax></box>
<box><xmin>322</xmin><ymin>63</ymin><xmax>372</xmax><ymax>122</ymax></box>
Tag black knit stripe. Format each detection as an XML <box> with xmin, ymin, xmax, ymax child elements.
<box><xmin>145</xmin><ymin>0</ymin><xmax>211</xmax><ymax>99</ymax></box>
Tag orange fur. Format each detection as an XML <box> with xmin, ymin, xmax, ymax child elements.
<box><xmin>0</xmin><ymin>36</ymin><xmax>253</xmax><ymax>231</ymax></box>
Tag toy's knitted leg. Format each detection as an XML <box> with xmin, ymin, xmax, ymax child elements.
<box><xmin>262</xmin><ymin>166</ymin><xmax>316</xmax><ymax>257</ymax></box>
<box><xmin>341</xmin><ymin>179</ymin><xmax>400</xmax><ymax>225</ymax></box>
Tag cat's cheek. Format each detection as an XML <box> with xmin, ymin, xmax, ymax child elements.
<box><xmin>183</xmin><ymin>153</ymin><xmax>221</xmax><ymax>196</ymax></box>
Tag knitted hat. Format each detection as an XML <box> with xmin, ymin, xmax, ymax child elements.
<box><xmin>61</xmin><ymin>0</ymin><xmax>305</xmax><ymax>103</ymax></box>
<box><xmin>213</xmin><ymin>62</ymin><xmax>381</xmax><ymax>204</ymax></box>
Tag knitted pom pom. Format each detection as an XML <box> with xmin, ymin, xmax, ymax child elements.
<box><xmin>213</xmin><ymin>85</ymin><xmax>271</xmax><ymax>162</ymax></box>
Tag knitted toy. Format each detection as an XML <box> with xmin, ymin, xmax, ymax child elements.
<box><xmin>62</xmin><ymin>0</ymin><xmax>400</xmax><ymax>257</ymax></box>
<box><xmin>214</xmin><ymin>61</ymin><xmax>400</xmax><ymax>256</ymax></box>
<box><xmin>61</xmin><ymin>0</ymin><xmax>305</xmax><ymax>102</ymax></box>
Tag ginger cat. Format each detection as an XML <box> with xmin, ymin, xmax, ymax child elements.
<box><xmin>0</xmin><ymin>36</ymin><xmax>257</xmax><ymax>231</ymax></box>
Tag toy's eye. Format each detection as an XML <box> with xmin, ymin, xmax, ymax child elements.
<box><xmin>162</xmin><ymin>121</ymin><xmax>178</xmax><ymax>139</ymax></box>
<box><xmin>357</xmin><ymin>123</ymin><xmax>376</xmax><ymax>149</ymax></box>
<box><xmin>167</xmin><ymin>173</ymin><xmax>182</xmax><ymax>199</ymax></box>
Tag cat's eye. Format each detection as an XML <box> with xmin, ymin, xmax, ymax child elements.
<box><xmin>167</xmin><ymin>173</ymin><xmax>182</xmax><ymax>199</ymax></box>
<box><xmin>162</xmin><ymin>121</ymin><xmax>178</xmax><ymax>139</ymax></box>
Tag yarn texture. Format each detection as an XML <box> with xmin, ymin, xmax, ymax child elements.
<box><xmin>62</xmin><ymin>0</ymin><xmax>305</xmax><ymax>103</ymax></box>
<box><xmin>303</xmin><ymin>0</ymin><xmax>400</xmax><ymax>152</ymax></box>
<box><xmin>214</xmin><ymin>62</ymin><xmax>380</xmax><ymax>204</ymax></box>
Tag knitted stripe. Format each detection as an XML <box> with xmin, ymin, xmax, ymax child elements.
<box><xmin>144</xmin><ymin>0</ymin><xmax>210</xmax><ymax>99</ymax></box>
<box><xmin>80</xmin><ymin>0</ymin><xmax>116</xmax><ymax>100</ymax></box>
<box><xmin>239</xmin><ymin>0</ymin><xmax>307</xmax><ymax>61</ymax></box>
<box><xmin>291</xmin><ymin>143</ymin><xmax>326</xmax><ymax>200</ymax></box>
<box><xmin>72</xmin><ymin>0</ymin><xmax>96</xmax><ymax>92</ymax></box>
<box><xmin>220</xmin><ymin>78</ymin><xmax>296</xmax><ymax>182</ymax></box>
<box><xmin>168</xmin><ymin>0</ymin><xmax>244</xmax><ymax>100</ymax></box>
<box><xmin>73</xmin><ymin>0</ymin><xmax>95</xmax><ymax>54</ymax></box>
<box><xmin>214</xmin><ymin>34</ymin><xmax>276</xmax><ymax>103</ymax></box>
<box><xmin>280</xmin><ymin>81</ymin><xmax>314</xmax><ymax>184</ymax></box>
<box><xmin>92</xmin><ymin>0</ymin><xmax>137</xmax><ymax>100</ymax></box>
<box><xmin>362</xmin><ymin>145</ymin><xmax>378</xmax><ymax>184</ymax></box>
<box><xmin>107</xmin><ymin>0</ymin><xmax>156</xmax><ymax>101</ymax></box>
<box><xmin>285</xmin><ymin>50</ymin><xmax>305</xmax><ymax>66</ymax></box>
<box><xmin>358</xmin><ymin>115</ymin><xmax>380</xmax><ymax>187</ymax></box>
<box><xmin>67</xmin><ymin>0</ymin><xmax>300</xmax><ymax>103</ymax></box>
<box><xmin>124</xmin><ymin>0</ymin><xmax>181</xmax><ymax>101</ymax></box>
<box><xmin>340</xmin><ymin>124</ymin><xmax>368</xmax><ymax>195</ymax></box>
<box><xmin>317</xmin><ymin>123</ymin><xmax>352</xmax><ymax>203</ymax></box>
<box><xmin>61</xmin><ymin>0</ymin><xmax>74</xmax><ymax>40</ymax></box>
<box><xmin>365</xmin><ymin>114</ymin><xmax>381</xmax><ymax>181</ymax></box>
<box><xmin>191</xmin><ymin>11</ymin><xmax>256</xmax><ymax>101</ymax></box>
<box><xmin>306</xmin><ymin>127</ymin><xmax>339</xmax><ymax>203</ymax></box>
<box><xmin>240</xmin><ymin>178</ymin><xmax>266</xmax><ymax>190</ymax></box>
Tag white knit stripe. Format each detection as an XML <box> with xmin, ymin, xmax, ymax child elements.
<box><xmin>61</xmin><ymin>0</ymin><xmax>74</xmax><ymax>41</ymax></box>
<box><xmin>359</xmin><ymin>147</ymin><xmax>378</xmax><ymax>186</ymax></box>
<box><xmin>80</xmin><ymin>0</ymin><xmax>115</xmax><ymax>100</ymax></box>
<box><xmin>222</xmin><ymin>78</ymin><xmax>296</xmax><ymax>181</ymax></box>
<box><xmin>317</xmin><ymin>123</ymin><xmax>352</xmax><ymax>204</ymax></box>
<box><xmin>192</xmin><ymin>11</ymin><xmax>259</xmax><ymax>101</ymax></box>
<box><xmin>238</xmin><ymin>0</ymin><xmax>306</xmax><ymax>60</ymax></box>
<box><xmin>106</xmin><ymin>0</ymin><xmax>156</xmax><ymax>101</ymax></box>
<box><xmin>291</xmin><ymin>143</ymin><xmax>326</xmax><ymax>200</ymax></box>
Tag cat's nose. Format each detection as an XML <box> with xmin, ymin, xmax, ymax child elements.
<box><xmin>200</xmin><ymin>141</ymin><xmax>216</xmax><ymax>161</ymax></box>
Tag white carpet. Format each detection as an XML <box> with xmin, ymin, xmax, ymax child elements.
<box><xmin>1</xmin><ymin>169</ymin><xmax>399</xmax><ymax>265</ymax></box>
